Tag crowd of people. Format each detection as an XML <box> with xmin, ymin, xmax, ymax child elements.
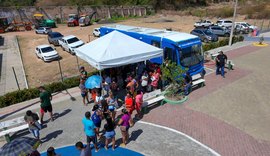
<box><xmin>22</xmin><ymin>53</ymin><xmax>229</xmax><ymax>155</ymax></box>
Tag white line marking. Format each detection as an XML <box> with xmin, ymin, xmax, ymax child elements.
<box><xmin>138</xmin><ymin>121</ymin><xmax>221</xmax><ymax>156</ymax></box>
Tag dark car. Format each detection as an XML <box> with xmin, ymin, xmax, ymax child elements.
<box><xmin>190</xmin><ymin>29</ymin><xmax>218</xmax><ymax>43</ymax></box>
<box><xmin>47</xmin><ymin>32</ymin><xmax>64</xmax><ymax>46</ymax></box>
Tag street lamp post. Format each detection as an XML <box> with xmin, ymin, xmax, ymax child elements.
<box><xmin>229</xmin><ymin>0</ymin><xmax>238</xmax><ymax>46</ymax></box>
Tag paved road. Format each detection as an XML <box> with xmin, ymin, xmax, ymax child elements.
<box><xmin>0</xmin><ymin>35</ymin><xmax>28</xmax><ymax>96</ymax></box>
<box><xmin>2</xmin><ymin>96</ymin><xmax>218</xmax><ymax>156</ymax></box>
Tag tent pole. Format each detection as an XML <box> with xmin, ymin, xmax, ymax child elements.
<box><xmin>99</xmin><ymin>70</ymin><xmax>102</xmax><ymax>96</ymax></box>
<box><xmin>76</xmin><ymin>55</ymin><xmax>80</xmax><ymax>71</ymax></box>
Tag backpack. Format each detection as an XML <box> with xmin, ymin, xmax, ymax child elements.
<box><xmin>32</xmin><ymin>113</ymin><xmax>39</xmax><ymax>121</ymax></box>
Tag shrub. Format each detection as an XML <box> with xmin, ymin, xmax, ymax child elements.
<box><xmin>203</xmin><ymin>36</ymin><xmax>243</xmax><ymax>52</ymax></box>
<box><xmin>0</xmin><ymin>71</ymin><xmax>97</xmax><ymax>108</ymax></box>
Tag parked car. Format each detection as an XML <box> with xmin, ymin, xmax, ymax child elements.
<box><xmin>58</xmin><ymin>35</ymin><xmax>84</xmax><ymax>55</ymax></box>
<box><xmin>216</xmin><ymin>19</ymin><xmax>233</xmax><ymax>28</ymax></box>
<box><xmin>208</xmin><ymin>26</ymin><xmax>230</xmax><ymax>37</ymax></box>
<box><xmin>35</xmin><ymin>27</ymin><xmax>52</xmax><ymax>34</ymax></box>
<box><xmin>235</xmin><ymin>22</ymin><xmax>257</xmax><ymax>32</ymax></box>
<box><xmin>93</xmin><ymin>28</ymin><xmax>100</xmax><ymax>37</ymax></box>
<box><xmin>194</xmin><ymin>20</ymin><xmax>213</xmax><ymax>28</ymax></box>
<box><xmin>190</xmin><ymin>29</ymin><xmax>218</xmax><ymax>42</ymax></box>
<box><xmin>47</xmin><ymin>32</ymin><xmax>64</xmax><ymax>46</ymax></box>
<box><xmin>234</xmin><ymin>23</ymin><xmax>249</xmax><ymax>34</ymax></box>
<box><xmin>35</xmin><ymin>45</ymin><xmax>59</xmax><ymax>62</ymax></box>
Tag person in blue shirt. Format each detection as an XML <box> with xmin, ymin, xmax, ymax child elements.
<box><xmin>82</xmin><ymin>111</ymin><xmax>99</xmax><ymax>152</ymax></box>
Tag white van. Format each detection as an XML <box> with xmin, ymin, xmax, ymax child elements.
<box><xmin>217</xmin><ymin>19</ymin><xmax>233</xmax><ymax>28</ymax></box>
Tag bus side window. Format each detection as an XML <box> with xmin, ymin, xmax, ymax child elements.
<box><xmin>151</xmin><ymin>40</ymin><xmax>160</xmax><ymax>48</ymax></box>
<box><xmin>164</xmin><ymin>47</ymin><xmax>176</xmax><ymax>63</ymax></box>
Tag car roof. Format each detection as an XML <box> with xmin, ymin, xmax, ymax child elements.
<box><xmin>62</xmin><ymin>35</ymin><xmax>77</xmax><ymax>40</ymax></box>
<box><xmin>48</xmin><ymin>32</ymin><xmax>63</xmax><ymax>35</ymax></box>
<box><xmin>37</xmin><ymin>44</ymin><xmax>52</xmax><ymax>49</ymax></box>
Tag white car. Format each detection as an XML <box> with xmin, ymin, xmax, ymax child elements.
<box><xmin>235</xmin><ymin>22</ymin><xmax>257</xmax><ymax>32</ymax></box>
<box><xmin>194</xmin><ymin>20</ymin><xmax>213</xmax><ymax>28</ymax></box>
<box><xmin>35</xmin><ymin>45</ymin><xmax>59</xmax><ymax>62</ymax></box>
<box><xmin>93</xmin><ymin>28</ymin><xmax>100</xmax><ymax>37</ymax></box>
<box><xmin>58</xmin><ymin>35</ymin><xmax>84</xmax><ymax>55</ymax></box>
<box><xmin>35</xmin><ymin>27</ymin><xmax>52</xmax><ymax>34</ymax></box>
<box><xmin>217</xmin><ymin>19</ymin><xmax>233</xmax><ymax>28</ymax></box>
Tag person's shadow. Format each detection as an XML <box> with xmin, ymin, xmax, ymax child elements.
<box><xmin>115</xmin><ymin>129</ymin><xmax>143</xmax><ymax>146</ymax></box>
<box><xmin>41</xmin><ymin>130</ymin><xmax>63</xmax><ymax>143</ymax></box>
<box><xmin>53</xmin><ymin>109</ymin><xmax>72</xmax><ymax>121</ymax></box>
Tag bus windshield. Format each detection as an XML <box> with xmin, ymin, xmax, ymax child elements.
<box><xmin>179</xmin><ymin>45</ymin><xmax>203</xmax><ymax>67</ymax></box>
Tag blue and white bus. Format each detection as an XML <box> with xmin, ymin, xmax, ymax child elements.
<box><xmin>99</xmin><ymin>25</ymin><xmax>204</xmax><ymax>76</ymax></box>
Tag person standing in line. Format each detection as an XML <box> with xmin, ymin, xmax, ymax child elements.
<box><xmin>104</xmin><ymin>116</ymin><xmax>116</xmax><ymax>150</ymax></box>
<box><xmin>141</xmin><ymin>71</ymin><xmax>149</xmax><ymax>93</ymax></box>
<box><xmin>125</xmin><ymin>92</ymin><xmax>134</xmax><ymax>115</ymax></box>
<box><xmin>91</xmin><ymin>105</ymin><xmax>102</xmax><ymax>140</ymax></box>
<box><xmin>80</xmin><ymin>66</ymin><xmax>88</xmax><ymax>80</ymax></box>
<box><xmin>39</xmin><ymin>86</ymin><xmax>53</xmax><ymax>124</ymax></box>
<box><xmin>82</xmin><ymin>111</ymin><xmax>99</xmax><ymax>152</ymax></box>
<box><xmin>79</xmin><ymin>79</ymin><xmax>90</xmax><ymax>106</ymax></box>
<box><xmin>216</xmin><ymin>50</ymin><xmax>227</xmax><ymax>78</ymax></box>
<box><xmin>24</xmin><ymin>110</ymin><xmax>42</xmax><ymax>141</ymax></box>
<box><xmin>135</xmin><ymin>90</ymin><xmax>143</xmax><ymax>118</ymax></box>
<box><xmin>184</xmin><ymin>72</ymin><xmax>192</xmax><ymax>96</ymax></box>
<box><xmin>118</xmin><ymin>109</ymin><xmax>133</xmax><ymax>147</ymax></box>
<box><xmin>94</xmin><ymin>92</ymin><xmax>103</xmax><ymax>107</ymax></box>
<box><xmin>75</xmin><ymin>141</ymin><xmax>92</xmax><ymax>156</ymax></box>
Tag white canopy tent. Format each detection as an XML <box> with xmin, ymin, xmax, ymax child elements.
<box><xmin>75</xmin><ymin>30</ymin><xmax>163</xmax><ymax>70</ymax></box>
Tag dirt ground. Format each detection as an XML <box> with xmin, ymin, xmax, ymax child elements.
<box><xmin>10</xmin><ymin>14</ymin><xmax>257</xmax><ymax>87</ymax></box>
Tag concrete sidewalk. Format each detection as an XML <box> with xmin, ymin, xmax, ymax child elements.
<box><xmin>0</xmin><ymin>35</ymin><xmax>28</xmax><ymax>96</ymax></box>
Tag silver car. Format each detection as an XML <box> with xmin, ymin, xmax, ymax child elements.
<box><xmin>208</xmin><ymin>26</ymin><xmax>230</xmax><ymax>37</ymax></box>
<box><xmin>35</xmin><ymin>27</ymin><xmax>52</xmax><ymax>34</ymax></box>
<box><xmin>48</xmin><ymin>32</ymin><xmax>64</xmax><ymax>46</ymax></box>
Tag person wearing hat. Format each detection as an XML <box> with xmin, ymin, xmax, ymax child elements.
<box><xmin>216</xmin><ymin>50</ymin><xmax>227</xmax><ymax>78</ymax></box>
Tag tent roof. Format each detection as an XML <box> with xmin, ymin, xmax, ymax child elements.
<box><xmin>75</xmin><ymin>31</ymin><xmax>163</xmax><ymax>70</ymax></box>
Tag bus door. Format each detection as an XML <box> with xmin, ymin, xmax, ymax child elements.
<box><xmin>164</xmin><ymin>47</ymin><xmax>178</xmax><ymax>64</ymax></box>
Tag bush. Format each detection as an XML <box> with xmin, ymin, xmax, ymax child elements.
<box><xmin>203</xmin><ymin>36</ymin><xmax>243</xmax><ymax>52</ymax></box>
<box><xmin>0</xmin><ymin>71</ymin><xmax>97</xmax><ymax>108</ymax></box>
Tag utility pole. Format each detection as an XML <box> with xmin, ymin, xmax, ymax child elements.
<box><xmin>229</xmin><ymin>0</ymin><xmax>238</xmax><ymax>46</ymax></box>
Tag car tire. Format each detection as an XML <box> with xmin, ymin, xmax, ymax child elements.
<box><xmin>35</xmin><ymin>31</ymin><xmax>37</xmax><ymax>34</ymax></box>
<box><xmin>203</xmin><ymin>38</ymin><xmax>208</xmax><ymax>43</ymax></box>
<box><xmin>36</xmin><ymin>53</ymin><xmax>39</xmax><ymax>59</ymax></box>
<box><xmin>69</xmin><ymin>49</ymin><xmax>75</xmax><ymax>55</ymax></box>
<box><xmin>62</xmin><ymin>46</ymin><xmax>65</xmax><ymax>51</ymax></box>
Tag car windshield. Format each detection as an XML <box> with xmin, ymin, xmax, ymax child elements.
<box><xmin>242</xmin><ymin>23</ymin><xmax>248</xmax><ymax>27</ymax></box>
<box><xmin>245</xmin><ymin>23</ymin><xmax>251</xmax><ymax>26</ymax></box>
<box><xmin>41</xmin><ymin>47</ymin><xmax>54</xmax><ymax>53</ymax></box>
<box><xmin>179</xmin><ymin>44</ymin><xmax>203</xmax><ymax>67</ymax></box>
<box><xmin>51</xmin><ymin>33</ymin><xmax>63</xmax><ymax>38</ymax></box>
<box><xmin>79</xmin><ymin>18</ymin><xmax>84</xmax><ymax>23</ymax></box>
<box><xmin>217</xmin><ymin>21</ymin><xmax>222</xmax><ymax>24</ymax></box>
<box><xmin>67</xmin><ymin>37</ymin><xmax>79</xmax><ymax>44</ymax></box>
<box><xmin>203</xmin><ymin>30</ymin><xmax>212</xmax><ymax>35</ymax></box>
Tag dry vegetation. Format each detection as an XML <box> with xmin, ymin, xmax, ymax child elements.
<box><xmin>13</xmin><ymin>13</ymin><xmax>263</xmax><ymax>88</ymax></box>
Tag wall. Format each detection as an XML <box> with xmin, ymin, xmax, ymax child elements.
<box><xmin>0</xmin><ymin>6</ymin><xmax>153</xmax><ymax>23</ymax></box>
